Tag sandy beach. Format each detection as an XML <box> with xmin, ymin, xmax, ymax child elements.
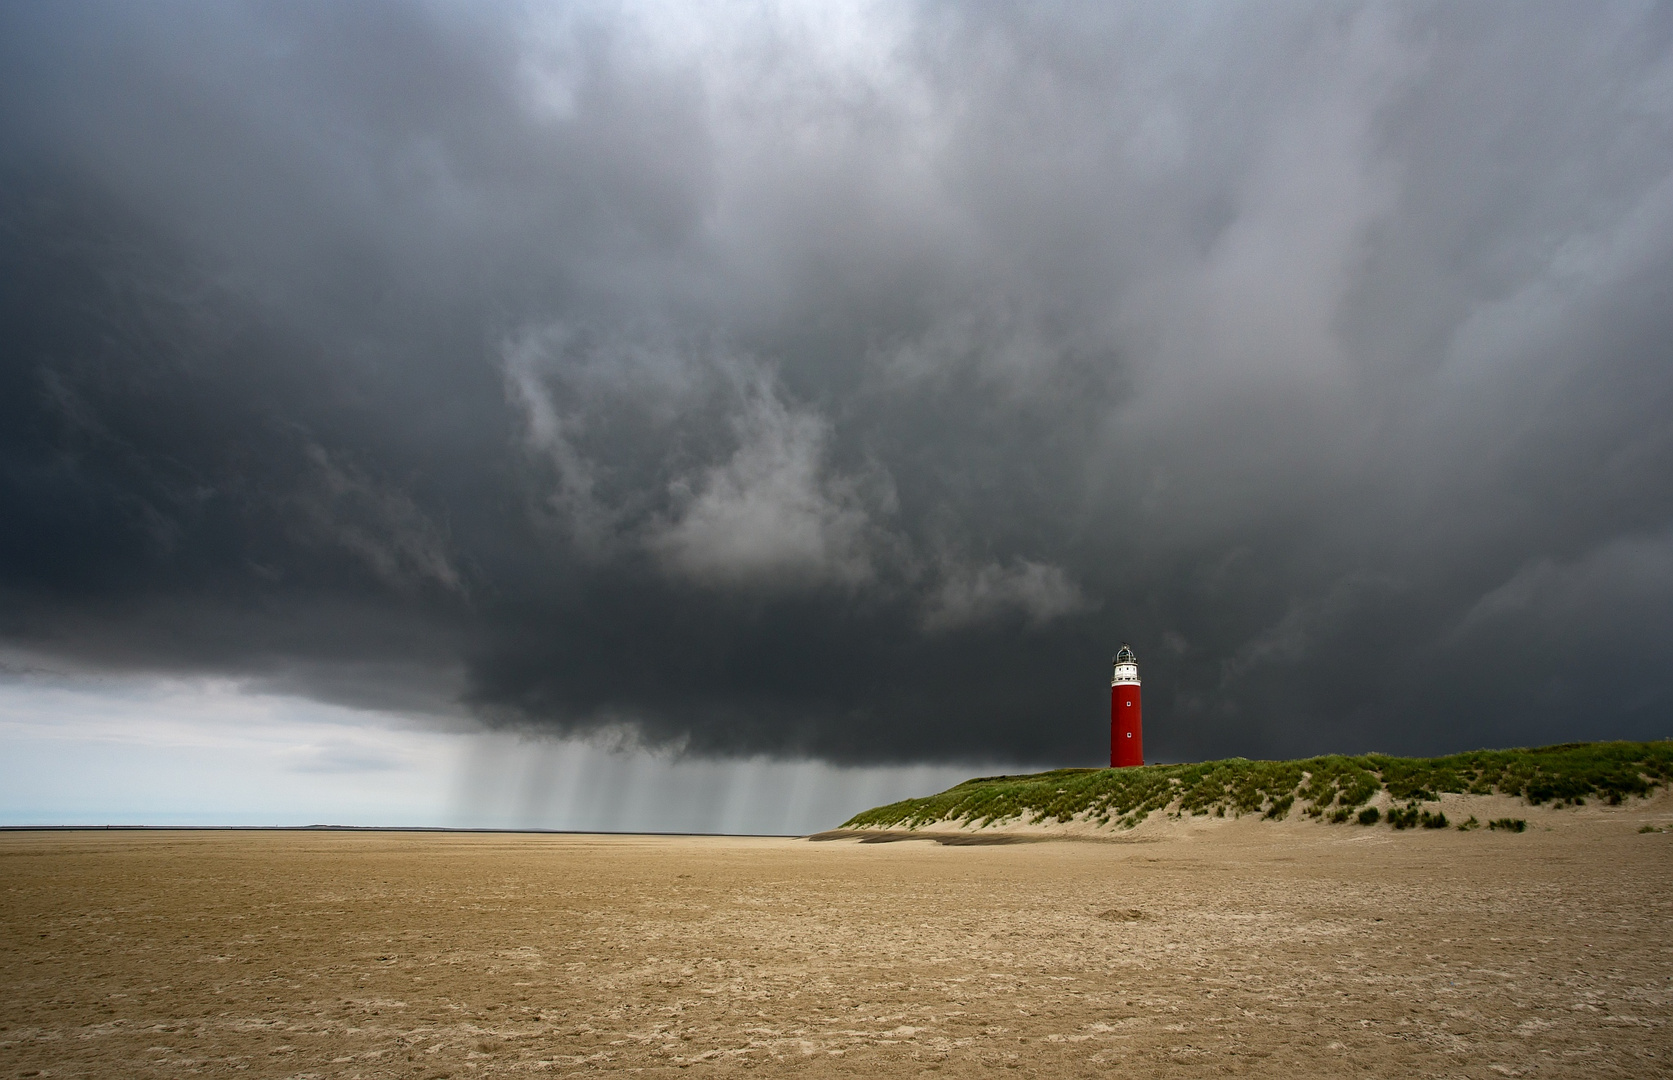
<box><xmin>3</xmin><ymin>801</ymin><xmax>1671</xmax><ymax>1078</ymax></box>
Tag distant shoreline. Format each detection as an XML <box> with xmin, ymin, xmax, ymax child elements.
<box><xmin>0</xmin><ymin>824</ymin><xmax>800</xmax><ymax>837</ymax></box>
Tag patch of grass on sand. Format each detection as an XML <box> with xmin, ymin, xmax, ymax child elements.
<box><xmin>842</xmin><ymin>741</ymin><xmax>1672</xmax><ymax>831</ymax></box>
<box><xmin>1387</xmin><ymin>804</ymin><xmax>1421</xmax><ymax>830</ymax></box>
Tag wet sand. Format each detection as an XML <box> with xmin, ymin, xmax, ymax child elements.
<box><xmin>3</xmin><ymin>804</ymin><xmax>1670</xmax><ymax>1078</ymax></box>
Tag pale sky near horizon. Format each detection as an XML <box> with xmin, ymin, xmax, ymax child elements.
<box><xmin>0</xmin><ymin>672</ymin><xmax>988</xmax><ymax>833</ymax></box>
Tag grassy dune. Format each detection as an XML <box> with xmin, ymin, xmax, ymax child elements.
<box><xmin>843</xmin><ymin>740</ymin><xmax>1673</xmax><ymax>831</ymax></box>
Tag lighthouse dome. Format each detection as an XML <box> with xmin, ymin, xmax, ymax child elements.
<box><xmin>1113</xmin><ymin>644</ymin><xmax>1136</xmax><ymax>664</ymax></box>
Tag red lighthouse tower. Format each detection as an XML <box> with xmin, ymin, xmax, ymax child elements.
<box><xmin>1110</xmin><ymin>644</ymin><xmax>1143</xmax><ymax>768</ymax></box>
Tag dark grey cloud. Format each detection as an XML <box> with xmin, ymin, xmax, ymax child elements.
<box><xmin>3</xmin><ymin>1</ymin><xmax>1672</xmax><ymax>765</ymax></box>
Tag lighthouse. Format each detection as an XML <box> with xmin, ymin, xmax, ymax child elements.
<box><xmin>1110</xmin><ymin>644</ymin><xmax>1143</xmax><ymax>768</ymax></box>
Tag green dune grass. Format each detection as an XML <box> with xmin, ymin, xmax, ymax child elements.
<box><xmin>843</xmin><ymin>740</ymin><xmax>1673</xmax><ymax>831</ymax></box>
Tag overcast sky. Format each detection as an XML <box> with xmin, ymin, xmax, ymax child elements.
<box><xmin>3</xmin><ymin>1</ymin><xmax>1672</xmax><ymax>821</ymax></box>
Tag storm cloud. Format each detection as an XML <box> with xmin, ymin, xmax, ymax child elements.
<box><xmin>3</xmin><ymin>1</ymin><xmax>1672</xmax><ymax>767</ymax></box>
